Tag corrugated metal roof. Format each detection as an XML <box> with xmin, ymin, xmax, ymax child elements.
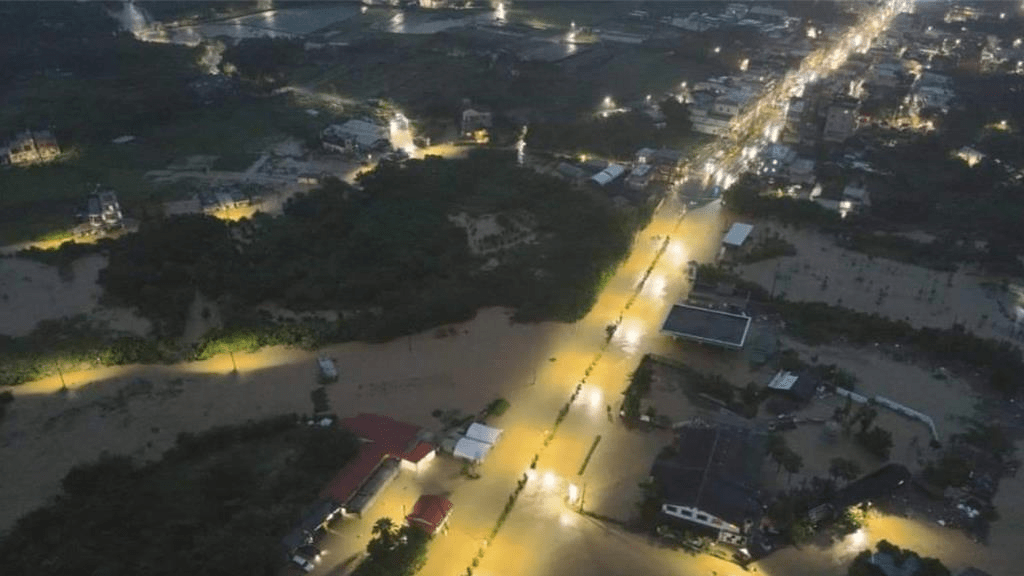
<box><xmin>723</xmin><ymin>222</ymin><xmax>754</xmax><ymax>247</ymax></box>
<box><xmin>767</xmin><ymin>371</ymin><xmax>799</xmax><ymax>391</ymax></box>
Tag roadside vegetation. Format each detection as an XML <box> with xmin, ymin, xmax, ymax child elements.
<box><xmin>0</xmin><ymin>416</ymin><xmax>359</xmax><ymax>575</ymax></box>
<box><xmin>3</xmin><ymin>151</ymin><xmax>641</xmax><ymax>386</ymax></box>
<box><xmin>353</xmin><ymin>518</ymin><xmax>430</xmax><ymax>576</ymax></box>
<box><xmin>847</xmin><ymin>540</ymin><xmax>950</xmax><ymax>576</ymax></box>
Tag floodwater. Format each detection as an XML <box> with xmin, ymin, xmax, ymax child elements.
<box><xmin>735</xmin><ymin>224</ymin><xmax>1023</xmax><ymax>343</ymax></box>
<box><xmin>0</xmin><ymin>255</ymin><xmax>149</xmax><ymax>338</ymax></box>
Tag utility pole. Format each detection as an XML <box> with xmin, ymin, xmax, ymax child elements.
<box><xmin>229</xmin><ymin>351</ymin><xmax>237</xmax><ymax>373</ymax></box>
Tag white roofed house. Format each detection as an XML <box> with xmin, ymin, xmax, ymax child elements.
<box><xmin>322</xmin><ymin>119</ymin><xmax>391</xmax><ymax>155</ymax></box>
<box><xmin>453</xmin><ymin>422</ymin><xmax>503</xmax><ymax>463</ymax></box>
<box><xmin>590</xmin><ymin>163</ymin><xmax>626</xmax><ymax>187</ymax></box>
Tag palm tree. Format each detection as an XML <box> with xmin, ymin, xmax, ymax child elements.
<box><xmin>369</xmin><ymin>517</ymin><xmax>397</xmax><ymax>556</ymax></box>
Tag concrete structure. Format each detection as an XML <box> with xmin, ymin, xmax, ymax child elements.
<box><xmin>651</xmin><ymin>423</ymin><xmax>765</xmax><ymax>545</ymax></box>
<box><xmin>661</xmin><ymin>304</ymin><xmax>752</xmax><ymax>350</ymax></box>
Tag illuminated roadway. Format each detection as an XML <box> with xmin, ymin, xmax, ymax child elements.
<box><xmin>389</xmin><ymin>3</ymin><xmax>918</xmax><ymax>576</ymax></box>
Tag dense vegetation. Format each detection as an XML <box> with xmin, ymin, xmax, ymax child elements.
<box><xmin>847</xmin><ymin>540</ymin><xmax>950</xmax><ymax>576</ymax></box>
<box><xmin>0</xmin><ymin>416</ymin><xmax>360</xmax><ymax>576</ymax></box>
<box><xmin>0</xmin><ymin>315</ymin><xmax>168</xmax><ymax>387</ymax></box>
<box><xmin>352</xmin><ymin>518</ymin><xmax>430</xmax><ymax>576</ymax></box>
<box><xmin>527</xmin><ymin>97</ymin><xmax>698</xmax><ymax>160</ymax></box>
<box><xmin>99</xmin><ymin>150</ymin><xmax>636</xmax><ymax>338</ymax></box>
<box><xmin>3</xmin><ymin>152</ymin><xmax>641</xmax><ymax>385</ymax></box>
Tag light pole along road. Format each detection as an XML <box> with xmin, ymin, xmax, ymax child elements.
<box><xmin>405</xmin><ymin>3</ymin><xmax>912</xmax><ymax>576</ymax></box>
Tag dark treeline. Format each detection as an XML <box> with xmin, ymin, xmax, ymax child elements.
<box><xmin>100</xmin><ymin>150</ymin><xmax>635</xmax><ymax>334</ymax></box>
<box><xmin>0</xmin><ymin>416</ymin><xmax>360</xmax><ymax>576</ymax></box>
<box><xmin>6</xmin><ymin>151</ymin><xmax>640</xmax><ymax>384</ymax></box>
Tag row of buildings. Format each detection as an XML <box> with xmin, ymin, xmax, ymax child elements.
<box><xmin>0</xmin><ymin>130</ymin><xmax>60</xmax><ymax>166</ymax></box>
<box><xmin>282</xmin><ymin>413</ymin><xmax>504</xmax><ymax>562</ymax></box>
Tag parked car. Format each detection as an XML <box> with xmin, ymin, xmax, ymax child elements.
<box><xmin>291</xmin><ymin>545</ymin><xmax>322</xmax><ymax>572</ymax></box>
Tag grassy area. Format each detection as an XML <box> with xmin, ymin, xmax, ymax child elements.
<box><xmin>0</xmin><ymin>416</ymin><xmax>360</xmax><ymax>575</ymax></box>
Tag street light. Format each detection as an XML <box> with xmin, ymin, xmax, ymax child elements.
<box><xmin>568</xmin><ymin>483</ymin><xmax>579</xmax><ymax>505</ymax></box>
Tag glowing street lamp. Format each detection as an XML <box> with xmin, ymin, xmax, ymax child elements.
<box><xmin>568</xmin><ymin>483</ymin><xmax>580</xmax><ymax>505</ymax></box>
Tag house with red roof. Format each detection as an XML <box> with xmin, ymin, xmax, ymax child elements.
<box><xmin>320</xmin><ymin>414</ymin><xmax>436</xmax><ymax>517</ymax></box>
<box><xmin>405</xmin><ymin>494</ymin><xmax>454</xmax><ymax>535</ymax></box>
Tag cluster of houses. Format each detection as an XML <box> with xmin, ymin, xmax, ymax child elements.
<box><xmin>281</xmin><ymin>412</ymin><xmax>503</xmax><ymax>569</ymax></box>
<box><xmin>667</xmin><ymin>3</ymin><xmax>800</xmax><ymax>37</ymax></box>
<box><xmin>0</xmin><ymin>130</ymin><xmax>60</xmax><ymax>166</ymax></box>
<box><xmin>550</xmin><ymin>146</ymin><xmax>685</xmax><ymax>207</ymax></box>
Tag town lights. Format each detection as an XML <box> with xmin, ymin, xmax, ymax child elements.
<box><xmin>713</xmin><ymin>46</ymin><xmax>721</xmax><ymax>54</ymax></box>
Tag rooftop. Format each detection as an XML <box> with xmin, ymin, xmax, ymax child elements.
<box><xmin>661</xmin><ymin>304</ymin><xmax>751</xmax><ymax>349</ymax></box>
<box><xmin>319</xmin><ymin>414</ymin><xmax>434</xmax><ymax>506</ymax></box>
<box><xmin>406</xmin><ymin>494</ymin><xmax>454</xmax><ymax>535</ymax></box>
<box><xmin>723</xmin><ymin>222</ymin><xmax>754</xmax><ymax>247</ymax></box>
<box><xmin>651</xmin><ymin>424</ymin><xmax>765</xmax><ymax>525</ymax></box>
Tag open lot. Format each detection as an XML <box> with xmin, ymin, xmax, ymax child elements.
<box><xmin>734</xmin><ymin>224</ymin><xmax>1023</xmax><ymax>343</ymax></box>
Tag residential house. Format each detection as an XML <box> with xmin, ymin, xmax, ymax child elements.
<box><xmin>650</xmin><ymin>423</ymin><xmax>765</xmax><ymax>545</ymax></box>
<box><xmin>83</xmin><ymin>189</ymin><xmax>124</xmax><ymax>229</ymax></box>
<box><xmin>461</xmin><ymin>108</ymin><xmax>493</xmax><ymax>140</ymax></box>
<box><xmin>406</xmin><ymin>494</ymin><xmax>454</xmax><ymax>535</ymax></box>
<box><xmin>2</xmin><ymin>130</ymin><xmax>60</xmax><ymax>166</ymax></box>
<box><xmin>627</xmin><ymin>164</ymin><xmax>654</xmax><ymax>191</ymax></box>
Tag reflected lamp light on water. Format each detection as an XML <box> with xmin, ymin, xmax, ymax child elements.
<box><xmin>589</xmin><ymin>389</ymin><xmax>602</xmax><ymax>408</ymax></box>
<box><xmin>568</xmin><ymin>483</ymin><xmax>580</xmax><ymax>504</ymax></box>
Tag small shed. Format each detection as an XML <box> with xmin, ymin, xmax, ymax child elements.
<box><xmin>406</xmin><ymin>494</ymin><xmax>454</xmax><ymax>535</ymax></box>
<box><xmin>766</xmin><ymin>370</ymin><xmax>818</xmax><ymax>403</ymax></box>
<box><xmin>453</xmin><ymin>437</ymin><xmax>493</xmax><ymax>462</ymax></box>
<box><xmin>722</xmin><ymin>223</ymin><xmax>754</xmax><ymax>248</ymax></box>
<box><xmin>466</xmin><ymin>423</ymin><xmax>503</xmax><ymax>445</ymax></box>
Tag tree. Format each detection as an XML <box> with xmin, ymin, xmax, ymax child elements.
<box><xmin>828</xmin><ymin>457</ymin><xmax>862</xmax><ymax>484</ymax></box>
<box><xmin>781</xmin><ymin>450</ymin><xmax>803</xmax><ymax>484</ymax></box>
<box><xmin>854</xmin><ymin>405</ymin><xmax>878</xmax><ymax>434</ymax></box>
<box><xmin>659</xmin><ymin>97</ymin><xmax>692</xmax><ymax>134</ymax></box>
<box><xmin>856</xmin><ymin>426</ymin><xmax>893</xmax><ymax>460</ymax></box>
<box><xmin>368</xmin><ymin>518</ymin><xmax>397</xmax><ymax>557</ymax></box>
